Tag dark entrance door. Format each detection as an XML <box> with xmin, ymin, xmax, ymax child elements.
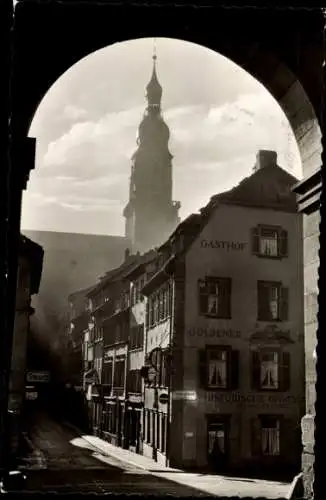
<box><xmin>127</xmin><ymin>408</ymin><xmax>141</xmax><ymax>453</ymax></box>
<box><xmin>207</xmin><ymin>418</ymin><xmax>229</xmax><ymax>472</ymax></box>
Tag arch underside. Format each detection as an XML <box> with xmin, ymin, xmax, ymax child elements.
<box><xmin>11</xmin><ymin>4</ymin><xmax>323</xmax><ymax>182</ymax></box>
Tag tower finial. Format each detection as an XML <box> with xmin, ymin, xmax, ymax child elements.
<box><xmin>153</xmin><ymin>37</ymin><xmax>157</xmax><ymax>62</ymax></box>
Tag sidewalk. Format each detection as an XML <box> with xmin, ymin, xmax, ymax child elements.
<box><xmin>65</xmin><ymin>421</ymin><xmax>293</xmax><ymax>499</ymax></box>
<box><xmin>64</xmin><ymin>421</ymin><xmax>179</xmax><ymax>473</ymax></box>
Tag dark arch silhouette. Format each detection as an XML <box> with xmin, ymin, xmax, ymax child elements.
<box><xmin>11</xmin><ymin>4</ymin><xmax>323</xmax><ymax>183</ymax></box>
<box><xmin>4</xmin><ymin>3</ymin><xmax>324</xmax><ymax>496</ymax></box>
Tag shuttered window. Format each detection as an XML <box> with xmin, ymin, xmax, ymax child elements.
<box><xmin>251</xmin><ymin>225</ymin><xmax>288</xmax><ymax>259</ymax></box>
<box><xmin>114</xmin><ymin>357</ymin><xmax>125</xmax><ymax>389</ymax></box>
<box><xmin>198</xmin><ymin>347</ymin><xmax>239</xmax><ymax>390</ymax></box>
<box><xmin>257</xmin><ymin>281</ymin><xmax>289</xmax><ymax>321</ymax></box>
<box><xmin>198</xmin><ymin>277</ymin><xmax>232</xmax><ymax>319</ymax></box>
<box><xmin>147</xmin><ymin>283</ymin><xmax>172</xmax><ymax>329</ymax></box>
<box><xmin>260</xmin><ymin>417</ymin><xmax>281</xmax><ymax>456</ymax></box>
<box><xmin>251</xmin><ymin>349</ymin><xmax>290</xmax><ymax>391</ymax></box>
<box><xmin>130</xmin><ymin>324</ymin><xmax>144</xmax><ymax>349</ymax></box>
<box><xmin>102</xmin><ymin>358</ymin><xmax>113</xmax><ymax>386</ymax></box>
<box><xmin>127</xmin><ymin>369</ymin><xmax>142</xmax><ymax>393</ymax></box>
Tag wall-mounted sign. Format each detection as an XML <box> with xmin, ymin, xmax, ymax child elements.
<box><xmin>159</xmin><ymin>393</ymin><xmax>169</xmax><ymax>405</ymax></box>
<box><xmin>250</xmin><ymin>324</ymin><xmax>293</xmax><ymax>344</ymax></box>
<box><xmin>104</xmin><ymin>351</ymin><xmax>113</xmax><ymax>362</ymax></box>
<box><xmin>185</xmin><ymin>432</ymin><xmax>194</xmax><ymax>438</ymax></box>
<box><xmin>25</xmin><ymin>391</ymin><xmax>38</xmax><ymax>401</ymax></box>
<box><xmin>206</xmin><ymin>391</ymin><xmax>304</xmax><ymax>407</ymax></box>
<box><xmin>26</xmin><ymin>371</ymin><xmax>50</xmax><ymax>383</ymax></box>
<box><xmin>172</xmin><ymin>390</ymin><xmax>197</xmax><ymax>401</ymax></box>
<box><xmin>200</xmin><ymin>240</ymin><xmax>247</xmax><ymax>251</ymax></box>
<box><xmin>188</xmin><ymin>328</ymin><xmax>241</xmax><ymax>339</ymax></box>
<box><xmin>129</xmin><ymin>395</ymin><xmax>142</xmax><ymax>404</ymax></box>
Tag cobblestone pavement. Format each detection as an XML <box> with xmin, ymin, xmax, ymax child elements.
<box><xmin>15</xmin><ymin>413</ymin><xmax>291</xmax><ymax>497</ymax></box>
<box><xmin>17</xmin><ymin>413</ymin><xmax>209</xmax><ymax>495</ymax></box>
<box><xmin>20</xmin><ymin>468</ymin><xmax>210</xmax><ymax>495</ymax></box>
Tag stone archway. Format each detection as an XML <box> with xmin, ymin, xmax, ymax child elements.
<box><xmin>4</xmin><ymin>3</ymin><xmax>325</xmax><ymax>497</ymax></box>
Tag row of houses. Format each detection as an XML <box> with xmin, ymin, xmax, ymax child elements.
<box><xmin>67</xmin><ymin>150</ymin><xmax>305</xmax><ymax>477</ymax></box>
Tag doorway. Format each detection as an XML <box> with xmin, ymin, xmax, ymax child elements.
<box><xmin>207</xmin><ymin>416</ymin><xmax>230</xmax><ymax>473</ymax></box>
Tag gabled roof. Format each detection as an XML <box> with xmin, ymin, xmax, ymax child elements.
<box><xmin>152</xmin><ymin>154</ymin><xmax>300</xmax><ymax>284</ymax></box>
<box><xmin>123</xmin><ymin>249</ymin><xmax>158</xmax><ymax>281</ymax></box>
<box><xmin>68</xmin><ymin>285</ymin><xmax>95</xmax><ymax>303</ymax></box>
<box><xmin>201</xmin><ymin>163</ymin><xmax>298</xmax><ymax>216</ymax></box>
<box><xmin>86</xmin><ymin>254</ymin><xmax>141</xmax><ymax>298</ymax></box>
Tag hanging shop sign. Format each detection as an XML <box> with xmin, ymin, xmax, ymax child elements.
<box><xmin>159</xmin><ymin>393</ymin><xmax>169</xmax><ymax>405</ymax></box>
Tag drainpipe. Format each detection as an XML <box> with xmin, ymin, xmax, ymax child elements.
<box><xmin>123</xmin><ymin>330</ymin><xmax>129</xmax><ymax>449</ymax></box>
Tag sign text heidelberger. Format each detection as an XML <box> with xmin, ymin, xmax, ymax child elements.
<box><xmin>206</xmin><ymin>392</ymin><xmax>304</xmax><ymax>407</ymax></box>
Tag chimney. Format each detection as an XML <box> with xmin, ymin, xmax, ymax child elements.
<box><xmin>254</xmin><ymin>150</ymin><xmax>277</xmax><ymax>172</ymax></box>
<box><xmin>125</xmin><ymin>248</ymin><xmax>130</xmax><ymax>261</ymax></box>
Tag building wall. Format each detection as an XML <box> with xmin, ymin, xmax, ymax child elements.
<box><xmin>9</xmin><ymin>256</ymin><xmax>31</xmax><ymax>414</ymax></box>
<box><xmin>301</xmin><ymin>209</ymin><xmax>320</xmax><ymax>498</ymax></box>
<box><xmin>182</xmin><ymin>203</ymin><xmax>304</xmax><ymax>472</ymax></box>
<box><xmin>143</xmin><ymin>317</ymin><xmax>171</xmax><ymax>465</ymax></box>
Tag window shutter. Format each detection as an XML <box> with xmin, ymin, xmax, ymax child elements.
<box><xmin>198</xmin><ymin>349</ymin><xmax>207</xmax><ymax>389</ymax></box>
<box><xmin>198</xmin><ymin>280</ymin><xmax>207</xmax><ymax>315</ymax></box>
<box><xmin>228</xmin><ymin>350</ymin><xmax>239</xmax><ymax>389</ymax></box>
<box><xmin>223</xmin><ymin>279</ymin><xmax>232</xmax><ymax>318</ymax></box>
<box><xmin>257</xmin><ymin>282</ymin><xmax>267</xmax><ymax>320</ymax></box>
<box><xmin>145</xmin><ymin>301</ymin><xmax>149</xmax><ymax>328</ymax></box>
<box><xmin>280</xmin><ymin>418</ymin><xmax>297</xmax><ymax>459</ymax></box>
<box><xmin>251</xmin><ymin>227</ymin><xmax>260</xmax><ymax>255</ymax></box>
<box><xmin>280</xmin><ymin>351</ymin><xmax>291</xmax><ymax>391</ymax></box>
<box><xmin>251</xmin><ymin>350</ymin><xmax>261</xmax><ymax>390</ymax></box>
<box><xmin>280</xmin><ymin>287</ymin><xmax>289</xmax><ymax>321</ymax></box>
<box><xmin>279</xmin><ymin>230</ymin><xmax>288</xmax><ymax>258</ymax></box>
<box><xmin>157</xmin><ymin>349</ymin><xmax>162</xmax><ymax>385</ymax></box>
<box><xmin>251</xmin><ymin>418</ymin><xmax>262</xmax><ymax>457</ymax></box>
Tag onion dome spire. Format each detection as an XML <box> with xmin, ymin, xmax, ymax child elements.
<box><xmin>145</xmin><ymin>39</ymin><xmax>163</xmax><ymax>109</ymax></box>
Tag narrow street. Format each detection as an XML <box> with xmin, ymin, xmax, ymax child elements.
<box><xmin>12</xmin><ymin>412</ymin><xmax>294</xmax><ymax>497</ymax></box>
<box><xmin>18</xmin><ymin>413</ymin><xmax>209</xmax><ymax>495</ymax></box>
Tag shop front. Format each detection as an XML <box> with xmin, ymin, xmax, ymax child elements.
<box><xmin>182</xmin><ymin>389</ymin><xmax>302</xmax><ymax>478</ymax></box>
<box><xmin>143</xmin><ymin>387</ymin><xmax>169</xmax><ymax>467</ymax></box>
<box><xmin>100</xmin><ymin>396</ymin><xmax>126</xmax><ymax>448</ymax></box>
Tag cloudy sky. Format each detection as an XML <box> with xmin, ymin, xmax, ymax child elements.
<box><xmin>21</xmin><ymin>37</ymin><xmax>302</xmax><ymax>236</ymax></box>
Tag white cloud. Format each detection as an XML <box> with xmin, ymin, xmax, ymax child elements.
<box><xmin>42</xmin><ymin>106</ymin><xmax>143</xmax><ymax>171</ymax></box>
<box><xmin>29</xmin><ymin>192</ymin><xmax>59</xmax><ymax>206</ymax></box>
<box><xmin>63</xmin><ymin>104</ymin><xmax>87</xmax><ymax>121</ymax></box>
<box><xmin>25</xmin><ymin>80</ymin><xmax>301</xmax><ymax>236</ymax></box>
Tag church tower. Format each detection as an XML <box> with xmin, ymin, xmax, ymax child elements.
<box><xmin>123</xmin><ymin>45</ymin><xmax>181</xmax><ymax>254</ymax></box>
